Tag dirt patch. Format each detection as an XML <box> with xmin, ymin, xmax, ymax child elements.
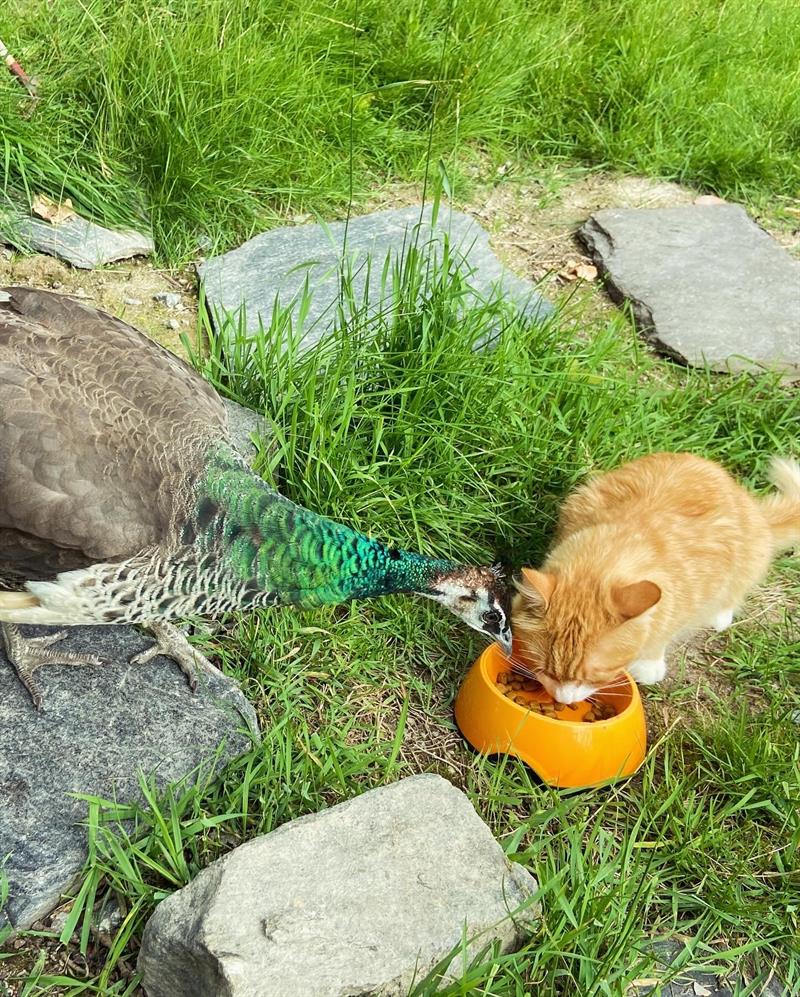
<box><xmin>0</xmin><ymin>249</ymin><xmax>197</xmax><ymax>358</ymax></box>
<box><xmin>0</xmin><ymin>898</ymin><xmax>143</xmax><ymax>996</ymax></box>
<box><xmin>472</xmin><ymin>170</ymin><xmax>695</xmax><ymax>284</ymax></box>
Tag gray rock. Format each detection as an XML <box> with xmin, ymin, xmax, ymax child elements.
<box><xmin>166</xmin><ymin>318</ymin><xmax>180</xmax><ymax>330</ymax></box>
<box><xmin>153</xmin><ymin>292</ymin><xmax>182</xmax><ymax>309</ymax></box>
<box><xmin>123</xmin><ymin>296</ymin><xmax>143</xmax><ymax>306</ymax></box>
<box><xmin>632</xmin><ymin>937</ymin><xmax>788</xmax><ymax>996</ymax></box>
<box><xmin>1</xmin><ymin>213</ymin><xmax>154</xmax><ymax>270</ymax></box>
<box><xmin>0</xmin><ymin>626</ymin><xmax>258</xmax><ymax>932</ymax></box>
<box><xmin>198</xmin><ymin>205</ymin><xmax>553</xmax><ymax>353</ymax></box>
<box><xmin>221</xmin><ymin>398</ymin><xmax>272</xmax><ymax>466</ymax></box>
<box><xmin>138</xmin><ymin>773</ymin><xmax>538</xmax><ymax>997</ymax></box>
<box><xmin>578</xmin><ymin>204</ymin><xmax>800</xmax><ymax>375</ymax></box>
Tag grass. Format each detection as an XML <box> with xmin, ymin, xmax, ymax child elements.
<box><xmin>1</xmin><ymin>0</ymin><xmax>800</xmax><ymax>260</ymax></box>
<box><xmin>2</xmin><ymin>242</ymin><xmax>797</xmax><ymax>994</ymax></box>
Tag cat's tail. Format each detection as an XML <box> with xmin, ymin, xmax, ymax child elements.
<box><xmin>761</xmin><ymin>456</ymin><xmax>800</xmax><ymax>549</ymax></box>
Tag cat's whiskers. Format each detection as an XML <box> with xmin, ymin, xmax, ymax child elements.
<box><xmin>509</xmin><ymin>659</ymin><xmax>540</xmax><ymax>673</ymax></box>
<box><xmin>588</xmin><ymin>692</ymin><xmax>630</xmax><ymax>705</ymax></box>
<box><xmin>505</xmin><ymin>654</ymin><xmax>543</xmax><ymax>678</ymax></box>
<box><xmin>596</xmin><ymin>679</ymin><xmax>631</xmax><ymax>691</ymax></box>
<box><xmin>509</xmin><ymin>664</ymin><xmax>543</xmax><ymax>683</ymax></box>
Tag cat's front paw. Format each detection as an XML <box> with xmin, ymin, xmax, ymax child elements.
<box><xmin>711</xmin><ymin>607</ymin><xmax>734</xmax><ymax>632</ymax></box>
<box><xmin>628</xmin><ymin>656</ymin><xmax>667</xmax><ymax>685</ymax></box>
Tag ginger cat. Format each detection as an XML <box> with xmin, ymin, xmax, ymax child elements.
<box><xmin>511</xmin><ymin>452</ymin><xmax>800</xmax><ymax>704</ymax></box>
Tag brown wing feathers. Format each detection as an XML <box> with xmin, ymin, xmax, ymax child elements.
<box><xmin>0</xmin><ymin>287</ymin><xmax>229</xmax><ymax>583</ymax></box>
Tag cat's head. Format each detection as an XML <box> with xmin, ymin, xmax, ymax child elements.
<box><xmin>510</xmin><ymin>567</ymin><xmax>661</xmax><ymax>703</ymax></box>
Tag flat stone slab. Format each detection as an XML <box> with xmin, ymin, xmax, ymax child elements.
<box><xmin>138</xmin><ymin>773</ymin><xmax>539</xmax><ymax>997</ymax></box>
<box><xmin>221</xmin><ymin>398</ymin><xmax>272</xmax><ymax>466</ymax></box>
<box><xmin>0</xmin><ymin>626</ymin><xmax>258</xmax><ymax>932</ymax></box>
<box><xmin>198</xmin><ymin>205</ymin><xmax>553</xmax><ymax>352</ymax></box>
<box><xmin>1</xmin><ymin>212</ymin><xmax>154</xmax><ymax>269</ymax></box>
<box><xmin>633</xmin><ymin>937</ymin><xmax>788</xmax><ymax>996</ymax></box>
<box><xmin>578</xmin><ymin>204</ymin><xmax>800</xmax><ymax>375</ymax></box>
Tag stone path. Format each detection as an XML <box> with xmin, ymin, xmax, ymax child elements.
<box><xmin>137</xmin><ymin>774</ymin><xmax>539</xmax><ymax>997</ymax></box>
<box><xmin>579</xmin><ymin>204</ymin><xmax>800</xmax><ymax>376</ymax></box>
<box><xmin>198</xmin><ymin>205</ymin><xmax>554</xmax><ymax>353</ymax></box>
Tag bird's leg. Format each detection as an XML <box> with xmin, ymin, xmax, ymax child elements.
<box><xmin>130</xmin><ymin>621</ymin><xmax>219</xmax><ymax>692</ymax></box>
<box><xmin>1</xmin><ymin>622</ymin><xmax>107</xmax><ymax>710</ymax></box>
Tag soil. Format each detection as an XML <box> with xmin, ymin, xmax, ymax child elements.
<box><xmin>0</xmin><ymin>250</ymin><xmax>197</xmax><ymax>358</ymax></box>
<box><xmin>469</xmin><ymin>169</ymin><xmax>696</xmax><ymax>310</ymax></box>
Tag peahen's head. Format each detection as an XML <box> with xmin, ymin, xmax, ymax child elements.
<box><xmin>424</xmin><ymin>564</ymin><xmax>512</xmax><ymax>652</ymax></box>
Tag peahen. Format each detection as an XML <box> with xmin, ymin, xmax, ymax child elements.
<box><xmin>0</xmin><ymin>287</ymin><xmax>511</xmax><ymax>708</ymax></box>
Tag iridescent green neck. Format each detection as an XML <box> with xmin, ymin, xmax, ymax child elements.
<box><xmin>191</xmin><ymin>444</ymin><xmax>456</xmax><ymax>608</ymax></box>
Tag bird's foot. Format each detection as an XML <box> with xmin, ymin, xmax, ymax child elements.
<box><xmin>1</xmin><ymin>623</ymin><xmax>107</xmax><ymax>710</ymax></box>
<box><xmin>131</xmin><ymin>621</ymin><xmax>219</xmax><ymax>692</ymax></box>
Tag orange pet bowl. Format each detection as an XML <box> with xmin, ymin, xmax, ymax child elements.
<box><xmin>455</xmin><ymin>644</ymin><xmax>647</xmax><ymax>789</ymax></box>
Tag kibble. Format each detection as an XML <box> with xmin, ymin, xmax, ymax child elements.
<box><xmin>495</xmin><ymin>672</ymin><xmax>617</xmax><ymax>723</ymax></box>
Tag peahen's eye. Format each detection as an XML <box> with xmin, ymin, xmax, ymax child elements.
<box><xmin>483</xmin><ymin>609</ymin><xmax>502</xmax><ymax>625</ymax></box>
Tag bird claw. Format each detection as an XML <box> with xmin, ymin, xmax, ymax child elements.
<box><xmin>132</xmin><ymin>622</ymin><xmax>219</xmax><ymax>693</ymax></box>
<box><xmin>2</xmin><ymin>620</ymin><xmax>220</xmax><ymax>708</ymax></box>
<box><xmin>1</xmin><ymin>623</ymin><xmax>107</xmax><ymax>710</ymax></box>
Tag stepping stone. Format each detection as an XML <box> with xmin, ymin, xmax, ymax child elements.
<box><xmin>0</xmin><ymin>627</ymin><xmax>258</xmax><ymax>933</ymax></box>
<box><xmin>137</xmin><ymin>773</ymin><xmax>539</xmax><ymax>997</ymax></box>
<box><xmin>221</xmin><ymin>397</ymin><xmax>272</xmax><ymax>466</ymax></box>
<box><xmin>1</xmin><ymin>212</ymin><xmax>154</xmax><ymax>269</ymax></box>
<box><xmin>198</xmin><ymin>205</ymin><xmax>553</xmax><ymax>352</ymax></box>
<box><xmin>632</xmin><ymin>937</ymin><xmax>788</xmax><ymax>996</ymax></box>
<box><xmin>578</xmin><ymin>204</ymin><xmax>800</xmax><ymax>376</ymax></box>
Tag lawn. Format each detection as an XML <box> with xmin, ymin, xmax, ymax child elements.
<box><xmin>0</xmin><ymin>0</ymin><xmax>799</xmax><ymax>993</ymax></box>
<box><xmin>1</xmin><ymin>0</ymin><xmax>799</xmax><ymax>260</ymax></box>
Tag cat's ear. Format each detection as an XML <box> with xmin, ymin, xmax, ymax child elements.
<box><xmin>517</xmin><ymin>568</ymin><xmax>556</xmax><ymax>611</ymax></box>
<box><xmin>612</xmin><ymin>580</ymin><xmax>661</xmax><ymax>620</ymax></box>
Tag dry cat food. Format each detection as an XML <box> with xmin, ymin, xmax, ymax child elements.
<box><xmin>495</xmin><ymin>671</ymin><xmax>617</xmax><ymax>723</ymax></box>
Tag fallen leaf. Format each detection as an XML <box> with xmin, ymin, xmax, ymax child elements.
<box><xmin>692</xmin><ymin>983</ymin><xmax>712</xmax><ymax>996</ymax></box>
<box><xmin>31</xmin><ymin>193</ymin><xmax>77</xmax><ymax>226</ymax></box>
<box><xmin>575</xmin><ymin>262</ymin><xmax>598</xmax><ymax>281</ymax></box>
<box><xmin>558</xmin><ymin>259</ymin><xmax>598</xmax><ymax>282</ymax></box>
<box><xmin>558</xmin><ymin>259</ymin><xmax>579</xmax><ymax>281</ymax></box>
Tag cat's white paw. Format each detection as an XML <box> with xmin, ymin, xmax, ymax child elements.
<box><xmin>711</xmin><ymin>607</ymin><xmax>734</xmax><ymax>632</ymax></box>
<box><xmin>628</xmin><ymin>657</ymin><xmax>667</xmax><ymax>685</ymax></box>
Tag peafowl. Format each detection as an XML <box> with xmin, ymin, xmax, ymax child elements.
<box><xmin>0</xmin><ymin>287</ymin><xmax>511</xmax><ymax>708</ymax></box>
